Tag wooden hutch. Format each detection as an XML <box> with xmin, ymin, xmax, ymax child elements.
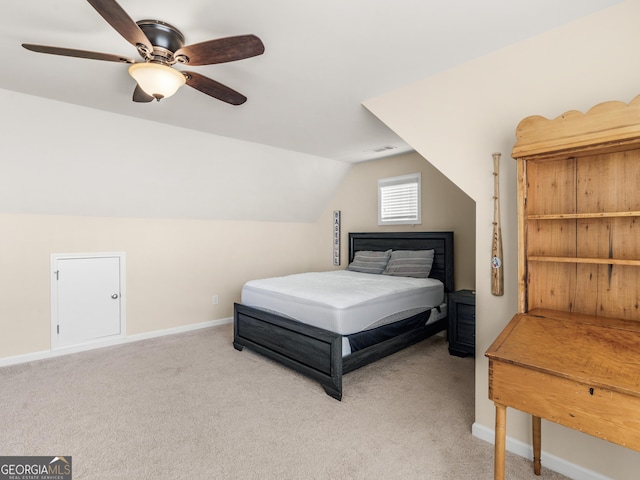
<box><xmin>486</xmin><ymin>96</ymin><xmax>640</xmax><ymax>479</ymax></box>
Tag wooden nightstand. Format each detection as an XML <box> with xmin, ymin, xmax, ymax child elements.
<box><xmin>448</xmin><ymin>289</ymin><xmax>475</xmax><ymax>357</ymax></box>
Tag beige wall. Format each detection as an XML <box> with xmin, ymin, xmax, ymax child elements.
<box><xmin>0</xmin><ymin>214</ymin><xmax>320</xmax><ymax>358</ymax></box>
<box><xmin>0</xmin><ymin>150</ymin><xmax>474</xmax><ymax>361</ymax></box>
<box><xmin>365</xmin><ymin>1</ymin><xmax>640</xmax><ymax>478</ymax></box>
<box><xmin>315</xmin><ymin>151</ymin><xmax>476</xmax><ymax>290</ymax></box>
<box><xmin>0</xmin><ymin>87</ymin><xmax>349</xmax><ymax>361</ymax></box>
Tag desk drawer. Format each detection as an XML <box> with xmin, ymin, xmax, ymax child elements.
<box><xmin>489</xmin><ymin>360</ymin><xmax>640</xmax><ymax>450</ymax></box>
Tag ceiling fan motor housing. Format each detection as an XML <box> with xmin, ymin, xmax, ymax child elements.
<box><xmin>137</xmin><ymin>20</ymin><xmax>185</xmax><ymax>62</ymax></box>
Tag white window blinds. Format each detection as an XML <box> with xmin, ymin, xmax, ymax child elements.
<box><xmin>378</xmin><ymin>173</ymin><xmax>421</xmax><ymax>225</ymax></box>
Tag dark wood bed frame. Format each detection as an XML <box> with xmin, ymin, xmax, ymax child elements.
<box><xmin>233</xmin><ymin>231</ymin><xmax>454</xmax><ymax>400</ymax></box>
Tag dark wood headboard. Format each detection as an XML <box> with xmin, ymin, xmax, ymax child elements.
<box><xmin>348</xmin><ymin>232</ymin><xmax>454</xmax><ymax>293</ymax></box>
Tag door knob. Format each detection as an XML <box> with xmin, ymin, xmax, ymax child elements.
<box><xmin>111</xmin><ymin>293</ymin><xmax>119</xmax><ymax>299</ymax></box>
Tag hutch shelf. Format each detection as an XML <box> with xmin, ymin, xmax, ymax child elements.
<box><xmin>486</xmin><ymin>96</ymin><xmax>640</xmax><ymax>479</ymax></box>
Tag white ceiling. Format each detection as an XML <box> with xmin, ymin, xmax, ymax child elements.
<box><xmin>0</xmin><ymin>0</ymin><xmax>620</xmax><ymax>163</ymax></box>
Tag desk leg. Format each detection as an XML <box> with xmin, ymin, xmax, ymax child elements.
<box><xmin>494</xmin><ymin>403</ymin><xmax>507</xmax><ymax>480</ymax></box>
<box><xmin>532</xmin><ymin>415</ymin><xmax>541</xmax><ymax>475</ymax></box>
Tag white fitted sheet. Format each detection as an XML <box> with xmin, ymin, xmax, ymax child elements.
<box><xmin>241</xmin><ymin>270</ymin><xmax>444</xmax><ymax>336</ymax></box>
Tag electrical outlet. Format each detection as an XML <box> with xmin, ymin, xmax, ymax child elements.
<box><xmin>212</xmin><ymin>295</ymin><xmax>219</xmax><ymax>305</ymax></box>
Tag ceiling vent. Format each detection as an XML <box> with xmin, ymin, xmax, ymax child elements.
<box><xmin>372</xmin><ymin>145</ymin><xmax>398</xmax><ymax>153</ymax></box>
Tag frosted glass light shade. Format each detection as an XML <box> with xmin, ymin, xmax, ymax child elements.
<box><xmin>128</xmin><ymin>63</ymin><xmax>186</xmax><ymax>100</ymax></box>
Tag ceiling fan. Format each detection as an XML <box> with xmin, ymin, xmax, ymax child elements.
<box><xmin>22</xmin><ymin>0</ymin><xmax>265</xmax><ymax>105</ymax></box>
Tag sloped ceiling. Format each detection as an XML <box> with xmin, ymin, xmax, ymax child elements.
<box><xmin>0</xmin><ymin>0</ymin><xmax>621</xmax><ymax>163</ymax></box>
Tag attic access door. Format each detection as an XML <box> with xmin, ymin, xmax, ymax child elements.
<box><xmin>51</xmin><ymin>253</ymin><xmax>126</xmax><ymax>350</ymax></box>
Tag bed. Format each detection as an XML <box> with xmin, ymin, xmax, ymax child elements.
<box><xmin>233</xmin><ymin>231</ymin><xmax>454</xmax><ymax>400</ymax></box>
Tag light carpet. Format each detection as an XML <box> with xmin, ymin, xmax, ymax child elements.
<box><xmin>0</xmin><ymin>323</ymin><xmax>569</xmax><ymax>479</ymax></box>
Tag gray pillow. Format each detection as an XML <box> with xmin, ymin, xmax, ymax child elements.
<box><xmin>382</xmin><ymin>250</ymin><xmax>435</xmax><ymax>278</ymax></box>
<box><xmin>347</xmin><ymin>249</ymin><xmax>392</xmax><ymax>274</ymax></box>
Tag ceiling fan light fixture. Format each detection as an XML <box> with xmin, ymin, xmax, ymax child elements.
<box><xmin>23</xmin><ymin>1</ymin><xmax>264</xmax><ymax>106</ymax></box>
<box><xmin>128</xmin><ymin>62</ymin><xmax>185</xmax><ymax>100</ymax></box>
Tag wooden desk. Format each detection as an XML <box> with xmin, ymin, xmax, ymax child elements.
<box><xmin>486</xmin><ymin>309</ymin><xmax>640</xmax><ymax>479</ymax></box>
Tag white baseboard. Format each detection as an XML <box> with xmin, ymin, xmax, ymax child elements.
<box><xmin>472</xmin><ymin>423</ymin><xmax>612</xmax><ymax>480</ymax></box>
<box><xmin>0</xmin><ymin>317</ymin><xmax>233</xmax><ymax>368</ymax></box>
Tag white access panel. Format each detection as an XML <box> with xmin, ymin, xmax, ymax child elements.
<box><xmin>51</xmin><ymin>253</ymin><xmax>126</xmax><ymax>350</ymax></box>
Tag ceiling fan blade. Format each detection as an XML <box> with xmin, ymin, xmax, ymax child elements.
<box><xmin>132</xmin><ymin>84</ymin><xmax>155</xmax><ymax>103</ymax></box>
<box><xmin>175</xmin><ymin>35</ymin><xmax>264</xmax><ymax>66</ymax></box>
<box><xmin>86</xmin><ymin>0</ymin><xmax>152</xmax><ymax>53</ymax></box>
<box><xmin>184</xmin><ymin>71</ymin><xmax>247</xmax><ymax>105</ymax></box>
<box><xmin>22</xmin><ymin>44</ymin><xmax>135</xmax><ymax>63</ymax></box>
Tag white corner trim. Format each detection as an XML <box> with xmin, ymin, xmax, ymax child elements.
<box><xmin>472</xmin><ymin>423</ymin><xmax>612</xmax><ymax>480</ymax></box>
<box><xmin>0</xmin><ymin>317</ymin><xmax>233</xmax><ymax>368</ymax></box>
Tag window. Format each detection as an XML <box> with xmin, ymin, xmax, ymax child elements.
<box><xmin>378</xmin><ymin>173</ymin><xmax>421</xmax><ymax>225</ymax></box>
